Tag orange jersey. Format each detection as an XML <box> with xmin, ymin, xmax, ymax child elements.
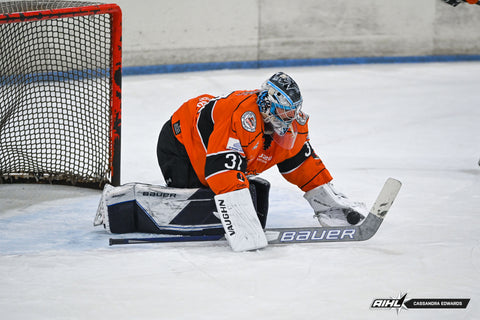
<box><xmin>170</xmin><ymin>91</ymin><xmax>332</xmax><ymax>194</ymax></box>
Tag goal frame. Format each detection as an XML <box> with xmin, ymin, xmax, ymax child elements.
<box><xmin>0</xmin><ymin>2</ymin><xmax>122</xmax><ymax>187</ymax></box>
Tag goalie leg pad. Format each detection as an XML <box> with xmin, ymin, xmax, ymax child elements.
<box><xmin>94</xmin><ymin>181</ymin><xmax>270</xmax><ymax>236</ymax></box>
<box><xmin>96</xmin><ymin>183</ymin><xmax>223</xmax><ymax>235</ymax></box>
<box><xmin>248</xmin><ymin>176</ymin><xmax>270</xmax><ymax>229</ymax></box>
<box><xmin>215</xmin><ymin>188</ymin><xmax>268</xmax><ymax>252</ymax></box>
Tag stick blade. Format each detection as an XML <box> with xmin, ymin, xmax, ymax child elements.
<box><xmin>370</xmin><ymin>178</ymin><xmax>402</xmax><ymax>219</ymax></box>
<box><xmin>265</xmin><ymin>177</ymin><xmax>402</xmax><ymax>244</ymax></box>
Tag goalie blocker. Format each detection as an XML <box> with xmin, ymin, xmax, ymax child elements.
<box><xmin>94</xmin><ymin>177</ymin><xmax>270</xmax><ymax>236</ymax></box>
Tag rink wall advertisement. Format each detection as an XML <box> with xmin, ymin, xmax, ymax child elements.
<box><xmin>113</xmin><ymin>0</ymin><xmax>480</xmax><ymax>67</ymax></box>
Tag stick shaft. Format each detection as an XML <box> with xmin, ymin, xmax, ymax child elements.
<box><xmin>109</xmin><ymin>234</ymin><xmax>223</xmax><ymax>245</ymax></box>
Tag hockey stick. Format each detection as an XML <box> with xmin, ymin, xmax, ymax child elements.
<box><xmin>109</xmin><ymin>234</ymin><xmax>223</xmax><ymax>245</ymax></box>
<box><xmin>109</xmin><ymin>178</ymin><xmax>401</xmax><ymax>246</ymax></box>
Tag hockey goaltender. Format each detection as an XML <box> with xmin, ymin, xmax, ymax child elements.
<box><xmin>94</xmin><ymin>72</ymin><xmax>368</xmax><ymax>251</ymax></box>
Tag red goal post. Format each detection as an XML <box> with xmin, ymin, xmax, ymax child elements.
<box><xmin>0</xmin><ymin>1</ymin><xmax>122</xmax><ymax>188</ymax></box>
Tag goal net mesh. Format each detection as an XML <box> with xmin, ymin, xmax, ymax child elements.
<box><xmin>0</xmin><ymin>1</ymin><xmax>121</xmax><ymax>188</ymax></box>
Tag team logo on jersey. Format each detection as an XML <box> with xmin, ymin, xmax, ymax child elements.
<box><xmin>241</xmin><ymin>111</ymin><xmax>257</xmax><ymax>132</ymax></box>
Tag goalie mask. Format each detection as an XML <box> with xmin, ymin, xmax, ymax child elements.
<box><xmin>258</xmin><ymin>72</ymin><xmax>305</xmax><ymax>149</ymax></box>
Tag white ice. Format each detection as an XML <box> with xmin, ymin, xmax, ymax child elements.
<box><xmin>1</xmin><ymin>62</ymin><xmax>479</xmax><ymax>320</ymax></box>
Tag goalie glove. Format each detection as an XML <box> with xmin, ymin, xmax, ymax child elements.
<box><xmin>214</xmin><ymin>188</ymin><xmax>268</xmax><ymax>252</ymax></box>
<box><xmin>304</xmin><ymin>182</ymin><xmax>368</xmax><ymax>227</ymax></box>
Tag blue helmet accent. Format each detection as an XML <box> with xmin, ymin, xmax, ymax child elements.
<box><xmin>260</xmin><ymin>72</ymin><xmax>303</xmax><ymax>135</ymax></box>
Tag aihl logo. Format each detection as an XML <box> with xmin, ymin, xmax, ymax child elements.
<box><xmin>371</xmin><ymin>294</ymin><xmax>407</xmax><ymax>310</ymax></box>
<box><xmin>371</xmin><ymin>293</ymin><xmax>470</xmax><ymax>313</ymax></box>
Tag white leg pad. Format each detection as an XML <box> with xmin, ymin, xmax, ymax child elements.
<box><xmin>93</xmin><ymin>183</ymin><xmax>116</xmax><ymax>228</ymax></box>
<box><xmin>214</xmin><ymin>188</ymin><xmax>268</xmax><ymax>252</ymax></box>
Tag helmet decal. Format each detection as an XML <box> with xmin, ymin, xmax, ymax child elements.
<box><xmin>259</xmin><ymin>72</ymin><xmax>303</xmax><ymax>136</ymax></box>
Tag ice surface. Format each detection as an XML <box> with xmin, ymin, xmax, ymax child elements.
<box><xmin>1</xmin><ymin>62</ymin><xmax>479</xmax><ymax>319</ymax></box>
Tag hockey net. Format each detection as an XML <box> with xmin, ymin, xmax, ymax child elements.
<box><xmin>0</xmin><ymin>1</ymin><xmax>122</xmax><ymax>188</ymax></box>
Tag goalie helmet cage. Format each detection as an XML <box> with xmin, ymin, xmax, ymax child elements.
<box><xmin>0</xmin><ymin>1</ymin><xmax>122</xmax><ymax>189</ymax></box>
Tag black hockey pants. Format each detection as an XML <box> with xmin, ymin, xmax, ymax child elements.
<box><xmin>157</xmin><ymin>119</ymin><xmax>204</xmax><ymax>188</ymax></box>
